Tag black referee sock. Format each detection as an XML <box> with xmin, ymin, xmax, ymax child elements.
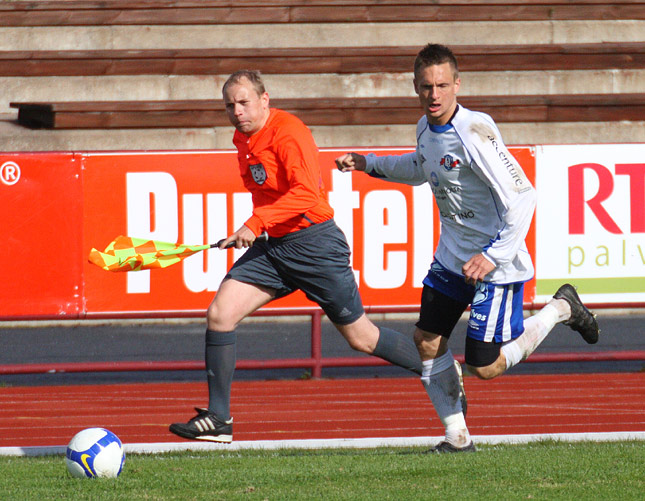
<box><xmin>205</xmin><ymin>329</ymin><xmax>237</xmax><ymax>421</ymax></box>
<box><xmin>372</xmin><ymin>327</ymin><xmax>423</xmax><ymax>375</ymax></box>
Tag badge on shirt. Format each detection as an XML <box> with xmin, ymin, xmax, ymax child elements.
<box><xmin>249</xmin><ymin>163</ymin><xmax>267</xmax><ymax>185</ymax></box>
<box><xmin>440</xmin><ymin>154</ymin><xmax>460</xmax><ymax>171</ymax></box>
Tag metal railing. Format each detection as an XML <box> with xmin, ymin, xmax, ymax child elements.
<box><xmin>1</xmin><ymin>302</ymin><xmax>644</xmax><ymax>378</ymax></box>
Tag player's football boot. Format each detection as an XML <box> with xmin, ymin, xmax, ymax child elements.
<box><xmin>553</xmin><ymin>284</ymin><xmax>599</xmax><ymax>344</ymax></box>
<box><xmin>454</xmin><ymin>359</ymin><xmax>467</xmax><ymax>417</ymax></box>
<box><xmin>427</xmin><ymin>441</ymin><xmax>476</xmax><ymax>454</ymax></box>
<box><xmin>169</xmin><ymin>407</ymin><xmax>233</xmax><ymax>442</ymax></box>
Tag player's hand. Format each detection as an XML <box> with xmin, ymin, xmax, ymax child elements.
<box><xmin>219</xmin><ymin>225</ymin><xmax>258</xmax><ymax>249</ymax></box>
<box><xmin>462</xmin><ymin>253</ymin><xmax>495</xmax><ymax>285</ymax></box>
<box><xmin>335</xmin><ymin>153</ymin><xmax>367</xmax><ymax>172</ymax></box>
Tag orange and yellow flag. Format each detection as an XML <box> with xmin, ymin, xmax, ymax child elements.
<box><xmin>88</xmin><ymin>236</ymin><xmax>210</xmax><ymax>272</ymax></box>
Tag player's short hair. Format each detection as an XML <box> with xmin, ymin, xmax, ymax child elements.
<box><xmin>222</xmin><ymin>70</ymin><xmax>266</xmax><ymax>97</ymax></box>
<box><xmin>414</xmin><ymin>44</ymin><xmax>459</xmax><ymax>80</ymax></box>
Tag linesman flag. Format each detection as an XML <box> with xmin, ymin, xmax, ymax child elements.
<box><xmin>88</xmin><ymin>235</ymin><xmax>211</xmax><ymax>272</ymax></box>
<box><xmin>89</xmin><ymin>232</ymin><xmax>268</xmax><ymax>272</ymax></box>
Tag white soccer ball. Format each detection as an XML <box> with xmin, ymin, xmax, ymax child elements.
<box><xmin>65</xmin><ymin>427</ymin><xmax>125</xmax><ymax>478</ymax></box>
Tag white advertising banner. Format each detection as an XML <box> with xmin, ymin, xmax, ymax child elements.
<box><xmin>535</xmin><ymin>144</ymin><xmax>645</xmax><ymax>303</ymax></box>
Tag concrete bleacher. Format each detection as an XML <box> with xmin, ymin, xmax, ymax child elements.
<box><xmin>2</xmin><ymin>0</ymin><xmax>645</xmax><ymax>152</ymax></box>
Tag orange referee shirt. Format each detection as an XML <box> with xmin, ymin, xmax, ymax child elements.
<box><xmin>232</xmin><ymin>108</ymin><xmax>334</xmax><ymax>238</ymax></box>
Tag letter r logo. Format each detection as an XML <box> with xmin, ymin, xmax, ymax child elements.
<box><xmin>568</xmin><ymin>163</ymin><xmax>621</xmax><ymax>234</ymax></box>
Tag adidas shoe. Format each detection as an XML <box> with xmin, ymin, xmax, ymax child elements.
<box><xmin>169</xmin><ymin>407</ymin><xmax>233</xmax><ymax>443</ymax></box>
<box><xmin>553</xmin><ymin>284</ymin><xmax>599</xmax><ymax>344</ymax></box>
<box><xmin>427</xmin><ymin>441</ymin><xmax>476</xmax><ymax>454</ymax></box>
<box><xmin>454</xmin><ymin>359</ymin><xmax>467</xmax><ymax>417</ymax></box>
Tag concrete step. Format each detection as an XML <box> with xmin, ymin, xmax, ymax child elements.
<box><xmin>2</xmin><ymin>20</ymin><xmax>645</xmax><ymax>51</ymax></box>
<box><xmin>3</xmin><ymin>69</ymin><xmax>645</xmax><ymax>114</ymax></box>
<box><xmin>3</xmin><ymin>114</ymin><xmax>644</xmax><ymax>152</ymax></box>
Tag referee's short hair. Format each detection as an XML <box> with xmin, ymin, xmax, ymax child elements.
<box><xmin>222</xmin><ymin>70</ymin><xmax>266</xmax><ymax>97</ymax></box>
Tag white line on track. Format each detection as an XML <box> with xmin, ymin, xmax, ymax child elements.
<box><xmin>2</xmin><ymin>432</ymin><xmax>644</xmax><ymax>456</ymax></box>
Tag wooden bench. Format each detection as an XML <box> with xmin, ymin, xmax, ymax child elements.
<box><xmin>1</xmin><ymin>43</ymin><xmax>644</xmax><ymax>76</ymax></box>
<box><xmin>1</xmin><ymin>0</ymin><xmax>643</xmax><ymax>26</ymax></box>
<box><xmin>11</xmin><ymin>94</ymin><xmax>644</xmax><ymax>129</ymax></box>
<box><xmin>0</xmin><ymin>42</ymin><xmax>645</xmax><ymax>76</ymax></box>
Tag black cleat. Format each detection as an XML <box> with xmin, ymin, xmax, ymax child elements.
<box><xmin>454</xmin><ymin>360</ymin><xmax>467</xmax><ymax>417</ymax></box>
<box><xmin>427</xmin><ymin>441</ymin><xmax>476</xmax><ymax>454</ymax></box>
<box><xmin>169</xmin><ymin>407</ymin><xmax>233</xmax><ymax>443</ymax></box>
<box><xmin>553</xmin><ymin>284</ymin><xmax>599</xmax><ymax>344</ymax></box>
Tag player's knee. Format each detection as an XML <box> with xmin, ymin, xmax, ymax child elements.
<box><xmin>334</xmin><ymin>316</ymin><xmax>379</xmax><ymax>354</ymax></box>
<box><xmin>413</xmin><ymin>329</ymin><xmax>424</xmax><ymax>349</ymax></box>
<box><xmin>466</xmin><ymin>363</ymin><xmax>503</xmax><ymax>380</ymax></box>
<box><xmin>206</xmin><ymin>305</ymin><xmax>236</xmax><ymax>332</ymax></box>
<box><xmin>345</xmin><ymin>334</ymin><xmax>373</xmax><ymax>354</ymax></box>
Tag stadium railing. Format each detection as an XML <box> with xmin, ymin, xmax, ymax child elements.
<box><xmin>1</xmin><ymin>305</ymin><xmax>644</xmax><ymax>378</ymax></box>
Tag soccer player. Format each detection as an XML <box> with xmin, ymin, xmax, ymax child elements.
<box><xmin>169</xmin><ymin>70</ymin><xmax>423</xmax><ymax>442</ymax></box>
<box><xmin>335</xmin><ymin>44</ymin><xmax>599</xmax><ymax>453</ymax></box>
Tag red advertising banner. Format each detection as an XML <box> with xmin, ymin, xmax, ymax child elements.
<box><xmin>0</xmin><ymin>152</ymin><xmax>83</xmax><ymax>318</ymax></box>
<box><xmin>0</xmin><ymin>147</ymin><xmax>536</xmax><ymax>319</ymax></box>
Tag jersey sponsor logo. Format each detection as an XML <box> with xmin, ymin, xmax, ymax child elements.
<box><xmin>487</xmin><ymin>135</ymin><xmax>531</xmax><ymax>191</ymax></box>
<box><xmin>470</xmin><ymin>311</ymin><xmax>487</xmax><ymax>322</ymax></box>
<box><xmin>431</xmin><ymin>184</ymin><xmax>462</xmax><ymax>200</ymax></box>
<box><xmin>440</xmin><ymin>210</ymin><xmax>475</xmax><ymax>221</ymax></box>
<box><xmin>249</xmin><ymin>163</ymin><xmax>267</xmax><ymax>185</ymax></box>
<box><xmin>440</xmin><ymin>154</ymin><xmax>460</xmax><ymax>171</ymax></box>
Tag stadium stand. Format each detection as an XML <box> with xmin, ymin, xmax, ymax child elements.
<box><xmin>2</xmin><ymin>1</ymin><xmax>645</xmax><ymax>150</ymax></box>
<box><xmin>2</xmin><ymin>0</ymin><xmax>644</xmax><ymax>26</ymax></box>
<box><xmin>2</xmin><ymin>43</ymin><xmax>644</xmax><ymax>76</ymax></box>
<box><xmin>11</xmin><ymin>94</ymin><xmax>645</xmax><ymax>129</ymax></box>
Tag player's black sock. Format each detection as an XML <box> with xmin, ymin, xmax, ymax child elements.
<box><xmin>205</xmin><ymin>329</ymin><xmax>236</xmax><ymax>420</ymax></box>
<box><xmin>373</xmin><ymin>327</ymin><xmax>422</xmax><ymax>375</ymax></box>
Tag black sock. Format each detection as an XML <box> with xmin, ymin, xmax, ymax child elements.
<box><xmin>205</xmin><ymin>329</ymin><xmax>236</xmax><ymax>420</ymax></box>
<box><xmin>372</xmin><ymin>327</ymin><xmax>422</xmax><ymax>375</ymax></box>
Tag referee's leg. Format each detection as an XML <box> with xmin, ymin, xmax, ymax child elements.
<box><xmin>334</xmin><ymin>315</ymin><xmax>423</xmax><ymax>375</ymax></box>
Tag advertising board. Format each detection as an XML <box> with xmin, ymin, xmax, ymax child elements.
<box><xmin>535</xmin><ymin>144</ymin><xmax>645</xmax><ymax>303</ymax></box>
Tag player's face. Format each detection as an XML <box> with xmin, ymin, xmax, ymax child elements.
<box><xmin>414</xmin><ymin>62</ymin><xmax>460</xmax><ymax>126</ymax></box>
<box><xmin>223</xmin><ymin>78</ymin><xmax>270</xmax><ymax>136</ymax></box>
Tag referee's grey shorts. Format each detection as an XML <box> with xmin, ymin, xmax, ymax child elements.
<box><xmin>225</xmin><ymin>219</ymin><xmax>364</xmax><ymax>325</ymax></box>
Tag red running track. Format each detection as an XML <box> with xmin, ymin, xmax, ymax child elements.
<box><xmin>1</xmin><ymin>372</ymin><xmax>643</xmax><ymax>448</ymax></box>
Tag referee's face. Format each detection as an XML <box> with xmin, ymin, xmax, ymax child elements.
<box><xmin>414</xmin><ymin>62</ymin><xmax>460</xmax><ymax>126</ymax></box>
<box><xmin>224</xmin><ymin>78</ymin><xmax>270</xmax><ymax>136</ymax></box>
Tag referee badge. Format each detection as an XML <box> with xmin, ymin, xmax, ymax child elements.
<box><xmin>249</xmin><ymin>163</ymin><xmax>267</xmax><ymax>185</ymax></box>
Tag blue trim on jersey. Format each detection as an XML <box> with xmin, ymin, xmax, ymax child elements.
<box><xmin>429</xmin><ymin>122</ymin><xmax>454</xmax><ymax>133</ymax></box>
<box><xmin>489</xmin><ymin>187</ymin><xmax>503</xmax><ymax>220</ymax></box>
<box><xmin>367</xmin><ymin>170</ymin><xmax>388</xmax><ymax>179</ymax></box>
<box><xmin>417</xmin><ymin>121</ymin><xmax>429</xmax><ymax>143</ymax></box>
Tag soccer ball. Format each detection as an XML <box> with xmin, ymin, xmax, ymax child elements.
<box><xmin>65</xmin><ymin>427</ymin><xmax>125</xmax><ymax>478</ymax></box>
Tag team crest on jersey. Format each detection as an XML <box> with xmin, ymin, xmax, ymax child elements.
<box><xmin>440</xmin><ymin>155</ymin><xmax>460</xmax><ymax>171</ymax></box>
<box><xmin>249</xmin><ymin>163</ymin><xmax>267</xmax><ymax>185</ymax></box>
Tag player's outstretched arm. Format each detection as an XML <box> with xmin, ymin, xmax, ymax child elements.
<box><xmin>335</xmin><ymin>152</ymin><xmax>367</xmax><ymax>172</ymax></box>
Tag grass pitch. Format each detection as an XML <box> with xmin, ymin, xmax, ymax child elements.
<box><xmin>2</xmin><ymin>441</ymin><xmax>643</xmax><ymax>500</ymax></box>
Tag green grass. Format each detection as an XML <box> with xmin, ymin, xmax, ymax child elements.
<box><xmin>2</xmin><ymin>441</ymin><xmax>644</xmax><ymax>500</ymax></box>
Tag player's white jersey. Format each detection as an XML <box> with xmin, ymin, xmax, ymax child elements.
<box><xmin>364</xmin><ymin>105</ymin><xmax>536</xmax><ymax>284</ymax></box>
